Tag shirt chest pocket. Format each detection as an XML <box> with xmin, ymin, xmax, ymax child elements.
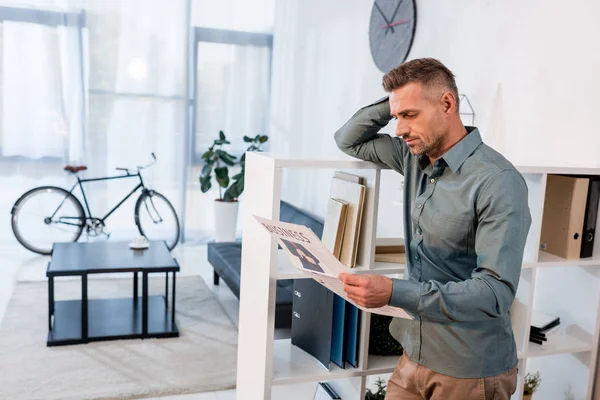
<box><xmin>425</xmin><ymin>210</ymin><xmax>473</xmax><ymax>260</ymax></box>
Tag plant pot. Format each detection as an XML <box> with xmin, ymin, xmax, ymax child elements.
<box><xmin>523</xmin><ymin>394</ymin><xmax>532</xmax><ymax>400</ymax></box>
<box><xmin>214</xmin><ymin>199</ymin><xmax>239</xmax><ymax>242</ymax></box>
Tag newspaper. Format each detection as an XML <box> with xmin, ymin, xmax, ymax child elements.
<box><xmin>254</xmin><ymin>215</ymin><xmax>412</xmax><ymax>320</ymax></box>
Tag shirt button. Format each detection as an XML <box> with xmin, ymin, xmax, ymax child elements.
<box><xmin>416</xmin><ymin>203</ymin><xmax>422</xmax><ymax>209</ymax></box>
<box><xmin>430</xmin><ymin>178</ymin><xmax>436</xmax><ymax>184</ymax></box>
<box><xmin>415</xmin><ymin>254</ymin><xmax>420</xmax><ymax>261</ymax></box>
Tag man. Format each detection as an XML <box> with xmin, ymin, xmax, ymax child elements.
<box><xmin>334</xmin><ymin>58</ymin><xmax>531</xmax><ymax>399</ymax></box>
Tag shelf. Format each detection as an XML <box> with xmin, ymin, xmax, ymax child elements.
<box><xmin>272</xmin><ymin>339</ymin><xmax>365</xmax><ymax>385</ymax></box>
<box><xmin>254</xmin><ymin>152</ymin><xmax>385</xmax><ymax>170</ymax></box>
<box><xmin>525</xmin><ymin>326</ymin><xmax>594</xmax><ymax>357</ymax></box>
<box><xmin>516</xmin><ymin>166</ymin><xmax>600</xmax><ymax>175</ymax></box>
<box><xmin>353</xmin><ymin>262</ymin><xmax>405</xmax><ymax>276</ymax></box>
<box><xmin>523</xmin><ymin>251</ymin><xmax>600</xmax><ymax>268</ymax></box>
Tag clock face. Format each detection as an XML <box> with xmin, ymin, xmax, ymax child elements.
<box><xmin>369</xmin><ymin>0</ymin><xmax>417</xmax><ymax>73</ymax></box>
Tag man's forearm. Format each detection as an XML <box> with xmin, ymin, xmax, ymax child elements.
<box><xmin>334</xmin><ymin>96</ymin><xmax>393</xmax><ymax>156</ymax></box>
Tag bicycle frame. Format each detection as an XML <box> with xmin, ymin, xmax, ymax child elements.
<box><xmin>51</xmin><ymin>171</ymin><xmax>147</xmax><ymax>226</ymax></box>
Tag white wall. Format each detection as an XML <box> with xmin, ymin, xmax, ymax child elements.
<box><xmin>269</xmin><ymin>0</ymin><xmax>600</xmax><ymax>234</ymax></box>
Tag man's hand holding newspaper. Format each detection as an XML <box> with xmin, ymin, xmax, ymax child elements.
<box><xmin>254</xmin><ymin>215</ymin><xmax>412</xmax><ymax>320</ymax></box>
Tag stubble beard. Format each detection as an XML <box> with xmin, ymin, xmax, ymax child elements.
<box><xmin>409</xmin><ymin>132</ymin><xmax>445</xmax><ymax>157</ymax></box>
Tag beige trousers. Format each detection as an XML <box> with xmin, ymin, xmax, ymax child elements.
<box><xmin>385</xmin><ymin>352</ymin><xmax>518</xmax><ymax>400</ymax></box>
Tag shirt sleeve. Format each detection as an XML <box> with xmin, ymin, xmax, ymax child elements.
<box><xmin>388</xmin><ymin>169</ymin><xmax>532</xmax><ymax>322</ymax></box>
<box><xmin>334</xmin><ymin>96</ymin><xmax>408</xmax><ymax>174</ymax></box>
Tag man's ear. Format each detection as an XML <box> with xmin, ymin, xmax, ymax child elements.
<box><xmin>440</xmin><ymin>92</ymin><xmax>455</xmax><ymax>114</ymax></box>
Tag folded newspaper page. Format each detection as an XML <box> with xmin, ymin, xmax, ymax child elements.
<box><xmin>254</xmin><ymin>215</ymin><xmax>412</xmax><ymax>319</ymax></box>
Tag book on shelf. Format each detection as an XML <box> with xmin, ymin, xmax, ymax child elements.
<box><xmin>314</xmin><ymin>382</ymin><xmax>341</xmax><ymax>399</ymax></box>
<box><xmin>529</xmin><ymin>312</ymin><xmax>560</xmax><ymax>345</ymax></box>
<box><xmin>540</xmin><ymin>174</ymin><xmax>595</xmax><ymax>259</ymax></box>
<box><xmin>329</xmin><ymin>177</ymin><xmax>366</xmax><ymax>268</ymax></box>
<box><xmin>581</xmin><ymin>177</ymin><xmax>600</xmax><ymax>258</ymax></box>
<box><xmin>322</xmin><ymin>198</ymin><xmax>348</xmax><ymax>259</ymax></box>
<box><xmin>531</xmin><ymin>312</ymin><xmax>560</xmax><ymax>332</ymax></box>
<box><xmin>374</xmin><ymin>241</ymin><xmax>406</xmax><ymax>263</ymax></box>
<box><xmin>291</xmin><ymin>278</ymin><xmax>334</xmax><ymax>370</ymax></box>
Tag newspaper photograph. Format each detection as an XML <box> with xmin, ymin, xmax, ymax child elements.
<box><xmin>254</xmin><ymin>215</ymin><xmax>412</xmax><ymax>320</ymax></box>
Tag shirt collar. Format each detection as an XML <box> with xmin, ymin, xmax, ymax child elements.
<box><xmin>418</xmin><ymin>126</ymin><xmax>482</xmax><ymax>173</ymax></box>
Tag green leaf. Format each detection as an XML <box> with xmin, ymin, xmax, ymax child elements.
<box><xmin>231</xmin><ymin>172</ymin><xmax>243</xmax><ymax>180</ymax></box>
<box><xmin>214</xmin><ymin>167</ymin><xmax>230</xmax><ymax>188</ymax></box>
<box><xmin>242</xmin><ymin>135</ymin><xmax>252</xmax><ymax>143</ymax></box>
<box><xmin>236</xmin><ymin>174</ymin><xmax>244</xmax><ymax>192</ymax></box>
<box><xmin>200</xmin><ymin>176</ymin><xmax>212</xmax><ymax>193</ymax></box>
<box><xmin>201</xmin><ymin>162</ymin><xmax>213</xmax><ymax>177</ymax></box>
<box><xmin>218</xmin><ymin>153</ymin><xmax>236</xmax><ymax>166</ymax></box>
<box><xmin>259</xmin><ymin>135</ymin><xmax>268</xmax><ymax>143</ymax></box>
<box><xmin>254</xmin><ymin>134</ymin><xmax>260</xmax><ymax>141</ymax></box>
<box><xmin>219</xmin><ymin>130</ymin><xmax>226</xmax><ymax>141</ymax></box>
<box><xmin>201</xmin><ymin>150</ymin><xmax>213</xmax><ymax>160</ymax></box>
<box><xmin>223</xmin><ymin>185</ymin><xmax>239</xmax><ymax>201</ymax></box>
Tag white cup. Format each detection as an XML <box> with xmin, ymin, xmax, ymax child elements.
<box><xmin>133</xmin><ymin>235</ymin><xmax>148</xmax><ymax>247</ymax></box>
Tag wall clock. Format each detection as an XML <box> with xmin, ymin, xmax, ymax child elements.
<box><xmin>369</xmin><ymin>0</ymin><xmax>417</xmax><ymax>73</ymax></box>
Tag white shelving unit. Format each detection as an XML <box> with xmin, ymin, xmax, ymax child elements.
<box><xmin>236</xmin><ymin>152</ymin><xmax>600</xmax><ymax>400</ymax></box>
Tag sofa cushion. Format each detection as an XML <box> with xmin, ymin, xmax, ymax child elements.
<box><xmin>207</xmin><ymin>242</ymin><xmax>294</xmax><ymax>304</ymax></box>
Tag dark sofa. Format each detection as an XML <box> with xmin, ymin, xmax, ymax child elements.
<box><xmin>207</xmin><ymin>200</ymin><xmax>324</xmax><ymax>329</ymax></box>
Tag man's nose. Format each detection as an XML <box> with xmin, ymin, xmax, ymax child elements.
<box><xmin>395</xmin><ymin>121</ymin><xmax>409</xmax><ymax>137</ymax></box>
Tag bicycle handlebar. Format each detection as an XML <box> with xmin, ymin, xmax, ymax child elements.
<box><xmin>116</xmin><ymin>153</ymin><xmax>157</xmax><ymax>174</ymax></box>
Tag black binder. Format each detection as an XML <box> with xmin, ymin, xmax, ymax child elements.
<box><xmin>291</xmin><ymin>279</ymin><xmax>334</xmax><ymax>370</ymax></box>
<box><xmin>581</xmin><ymin>177</ymin><xmax>600</xmax><ymax>258</ymax></box>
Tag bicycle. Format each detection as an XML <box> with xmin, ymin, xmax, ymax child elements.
<box><xmin>10</xmin><ymin>153</ymin><xmax>180</xmax><ymax>255</ymax></box>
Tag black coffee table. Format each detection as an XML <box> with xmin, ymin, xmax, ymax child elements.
<box><xmin>46</xmin><ymin>241</ymin><xmax>180</xmax><ymax>346</ymax></box>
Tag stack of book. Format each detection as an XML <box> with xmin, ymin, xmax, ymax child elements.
<box><xmin>529</xmin><ymin>312</ymin><xmax>560</xmax><ymax>345</ymax></box>
<box><xmin>290</xmin><ymin>171</ymin><xmax>367</xmax><ymax>371</ymax></box>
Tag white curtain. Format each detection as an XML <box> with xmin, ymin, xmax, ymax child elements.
<box><xmin>192</xmin><ymin>0</ymin><xmax>275</xmax><ymax>33</ymax></box>
<box><xmin>195</xmin><ymin>42</ymin><xmax>271</xmax><ymax>155</ymax></box>
<box><xmin>104</xmin><ymin>0</ymin><xmax>186</xmax><ymax>186</ymax></box>
<box><xmin>1</xmin><ymin>20</ymin><xmax>86</xmax><ymax>161</ymax></box>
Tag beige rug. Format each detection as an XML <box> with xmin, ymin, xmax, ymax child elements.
<box><xmin>0</xmin><ymin>276</ymin><xmax>238</xmax><ymax>400</ymax></box>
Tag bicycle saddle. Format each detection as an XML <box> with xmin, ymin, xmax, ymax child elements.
<box><xmin>64</xmin><ymin>165</ymin><xmax>88</xmax><ymax>173</ymax></box>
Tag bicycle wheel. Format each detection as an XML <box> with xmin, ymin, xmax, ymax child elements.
<box><xmin>11</xmin><ymin>186</ymin><xmax>85</xmax><ymax>255</ymax></box>
<box><xmin>134</xmin><ymin>190</ymin><xmax>180</xmax><ymax>251</ymax></box>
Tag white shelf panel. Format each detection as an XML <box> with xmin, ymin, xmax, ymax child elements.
<box><xmin>525</xmin><ymin>327</ymin><xmax>594</xmax><ymax>357</ymax></box>
<box><xmin>255</xmin><ymin>152</ymin><xmax>385</xmax><ymax>170</ymax></box>
<box><xmin>272</xmin><ymin>339</ymin><xmax>364</xmax><ymax>385</ymax></box>
<box><xmin>523</xmin><ymin>251</ymin><xmax>600</xmax><ymax>268</ymax></box>
<box><xmin>353</xmin><ymin>262</ymin><xmax>405</xmax><ymax>275</ymax></box>
<box><xmin>516</xmin><ymin>166</ymin><xmax>600</xmax><ymax>175</ymax></box>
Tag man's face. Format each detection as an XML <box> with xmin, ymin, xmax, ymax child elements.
<box><xmin>389</xmin><ymin>82</ymin><xmax>450</xmax><ymax>158</ymax></box>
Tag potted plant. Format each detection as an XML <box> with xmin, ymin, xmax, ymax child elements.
<box><xmin>200</xmin><ymin>130</ymin><xmax>238</xmax><ymax>242</ymax></box>
<box><xmin>523</xmin><ymin>371</ymin><xmax>541</xmax><ymax>400</ymax></box>
<box><xmin>224</xmin><ymin>134</ymin><xmax>268</xmax><ymax>201</ymax></box>
<box><xmin>365</xmin><ymin>378</ymin><xmax>386</xmax><ymax>399</ymax></box>
<box><xmin>200</xmin><ymin>131</ymin><xmax>268</xmax><ymax>242</ymax></box>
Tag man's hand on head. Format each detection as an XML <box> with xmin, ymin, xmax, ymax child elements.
<box><xmin>338</xmin><ymin>273</ymin><xmax>393</xmax><ymax>308</ymax></box>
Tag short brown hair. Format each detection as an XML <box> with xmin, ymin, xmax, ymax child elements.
<box><xmin>382</xmin><ymin>58</ymin><xmax>460</xmax><ymax>111</ymax></box>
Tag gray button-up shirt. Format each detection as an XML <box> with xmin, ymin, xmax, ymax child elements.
<box><xmin>334</xmin><ymin>96</ymin><xmax>531</xmax><ymax>378</ymax></box>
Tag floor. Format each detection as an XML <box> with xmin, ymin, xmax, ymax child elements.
<box><xmin>0</xmin><ymin>240</ymin><xmax>320</xmax><ymax>400</ymax></box>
